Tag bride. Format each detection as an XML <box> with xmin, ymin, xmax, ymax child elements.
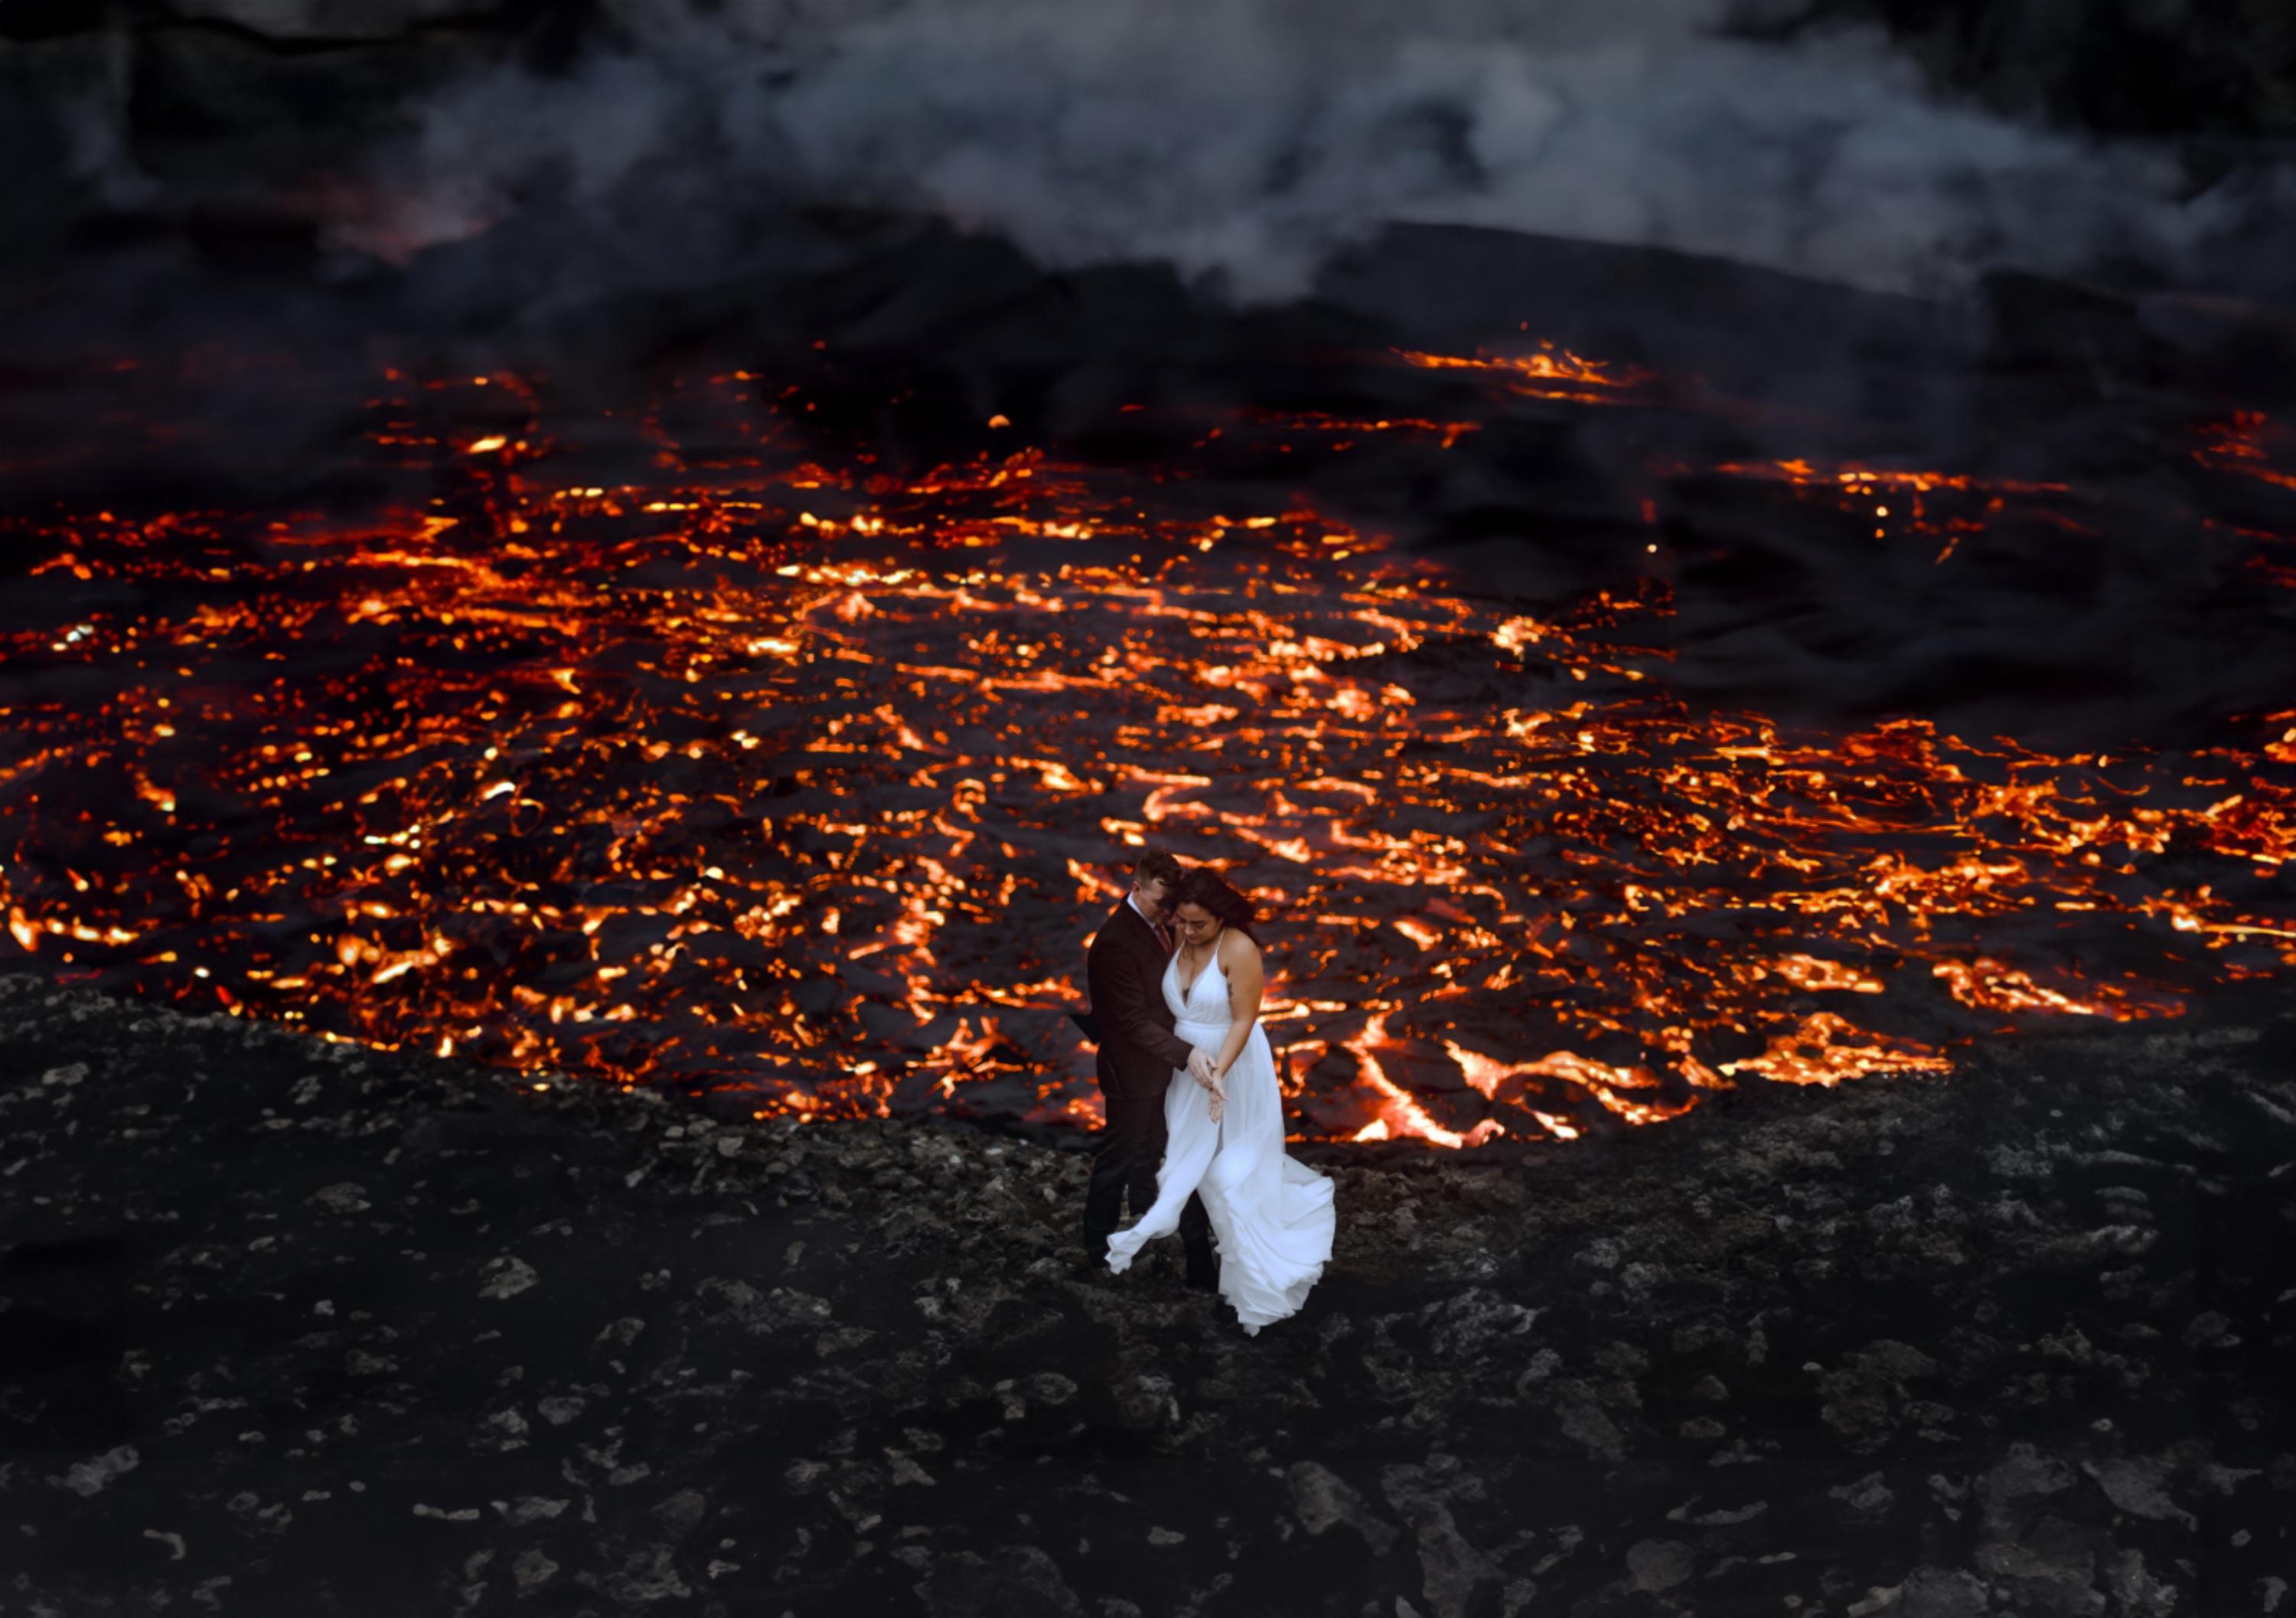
<box><xmin>1105</xmin><ymin>866</ymin><xmax>1336</xmax><ymax>1334</ymax></box>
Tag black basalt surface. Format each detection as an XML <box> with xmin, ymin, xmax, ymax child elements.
<box><xmin>2</xmin><ymin>972</ymin><xmax>2292</xmax><ymax>1616</ymax></box>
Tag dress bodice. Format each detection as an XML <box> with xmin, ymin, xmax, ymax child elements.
<box><xmin>1164</xmin><ymin>950</ymin><xmax>1230</xmax><ymax>1027</ymax></box>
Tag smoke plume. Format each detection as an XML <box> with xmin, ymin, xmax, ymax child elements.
<box><xmin>328</xmin><ymin>0</ymin><xmax>2272</xmax><ymax>302</ymax></box>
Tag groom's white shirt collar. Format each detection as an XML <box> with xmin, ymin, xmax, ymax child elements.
<box><xmin>1126</xmin><ymin>890</ymin><xmax>1163</xmax><ymax>935</ymax></box>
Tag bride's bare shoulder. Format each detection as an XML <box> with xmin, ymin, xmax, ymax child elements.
<box><xmin>1218</xmin><ymin>928</ymin><xmax>1262</xmax><ymax>967</ymax></box>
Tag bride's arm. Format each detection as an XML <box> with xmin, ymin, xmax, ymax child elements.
<box><xmin>1211</xmin><ymin>931</ymin><xmax>1263</xmax><ymax>1079</ymax></box>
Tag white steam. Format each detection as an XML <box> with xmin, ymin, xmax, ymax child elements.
<box><xmin>370</xmin><ymin>0</ymin><xmax>2229</xmax><ymax>298</ymax></box>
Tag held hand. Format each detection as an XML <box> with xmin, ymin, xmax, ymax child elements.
<box><xmin>1207</xmin><ymin>1075</ymin><xmax>1226</xmax><ymax>1124</ymax></box>
<box><xmin>1186</xmin><ymin>1047</ymin><xmax>1216</xmax><ymax>1086</ymax></box>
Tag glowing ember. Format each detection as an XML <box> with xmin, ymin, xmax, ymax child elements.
<box><xmin>3</xmin><ymin>351</ymin><xmax>2294</xmax><ymax>1148</ymax></box>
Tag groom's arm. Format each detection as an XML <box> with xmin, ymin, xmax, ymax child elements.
<box><xmin>1092</xmin><ymin>937</ymin><xmax>1194</xmax><ymax>1072</ymax></box>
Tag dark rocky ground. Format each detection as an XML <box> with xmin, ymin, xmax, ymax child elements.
<box><xmin>3</xmin><ymin>972</ymin><xmax>2293</xmax><ymax>1616</ymax></box>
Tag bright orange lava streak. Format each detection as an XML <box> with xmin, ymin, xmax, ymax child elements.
<box><xmin>2</xmin><ymin>354</ymin><xmax>2294</xmax><ymax>1143</ymax></box>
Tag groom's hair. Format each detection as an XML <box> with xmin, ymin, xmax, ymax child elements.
<box><xmin>1132</xmin><ymin>851</ymin><xmax>1184</xmax><ymax>888</ymax></box>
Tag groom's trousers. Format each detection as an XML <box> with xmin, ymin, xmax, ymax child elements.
<box><xmin>1084</xmin><ymin>1096</ymin><xmax>1210</xmax><ymax>1261</ymax></box>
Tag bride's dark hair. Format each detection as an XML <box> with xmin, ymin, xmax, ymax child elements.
<box><xmin>1173</xmin><ymin>866</ymin><xmax>1259</xmax><ymax>941</ymax></box>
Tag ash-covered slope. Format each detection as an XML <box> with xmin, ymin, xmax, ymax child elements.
<box><xmin>2</xmin><ymin>971</ymin><xmax>2291</xmax><ymax>1615</ymax></box>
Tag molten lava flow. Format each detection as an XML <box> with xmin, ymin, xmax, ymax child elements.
<box><xmin>2194</xmin><ymin>410</ymin><xmax>2296</xmax><ymax>494</ymax></box>
<box><xmin>3</xmin><ymin>356</ymin><xmax>2294</xmax><ymax>1147</ymax></box>
<box><xmin>1393</xmin><ymin>342</ymin><xmax>1654</xmax><ymax>404</ymax></box>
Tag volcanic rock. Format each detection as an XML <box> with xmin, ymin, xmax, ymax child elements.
<box><xmin>1</xmin><ymin>970</ymin><xmax>2293</xmax><ymax>1613</ymax></box>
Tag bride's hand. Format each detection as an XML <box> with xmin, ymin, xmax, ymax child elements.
<box><xmin>1207</xmin><ymin>1073</ymin><xmax>1225</xmax><ymax>1122</ymax></box>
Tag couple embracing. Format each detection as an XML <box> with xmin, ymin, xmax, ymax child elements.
<box><xmin>1080</xmin><ymin>853</ymin><xmax>1336</xmax><ymax>1336</ymax></box>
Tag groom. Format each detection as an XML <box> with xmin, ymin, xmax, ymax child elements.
<box><xmin>1081</xmin><ymin>851</ymin><xmax>1217</xmax><ymax>1288</ymax></box>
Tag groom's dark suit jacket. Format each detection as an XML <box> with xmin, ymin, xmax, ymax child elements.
<box><xmin>1084</xmin><ymin>900</ymin><xmax>1195</xmax><ymax>1102</ymax></box>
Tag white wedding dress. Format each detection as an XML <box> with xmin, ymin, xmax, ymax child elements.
<box><xmin>1104</xmin><ymin>946</ymin><xmax>1336</xmax><ymax>1333</ymax></box>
